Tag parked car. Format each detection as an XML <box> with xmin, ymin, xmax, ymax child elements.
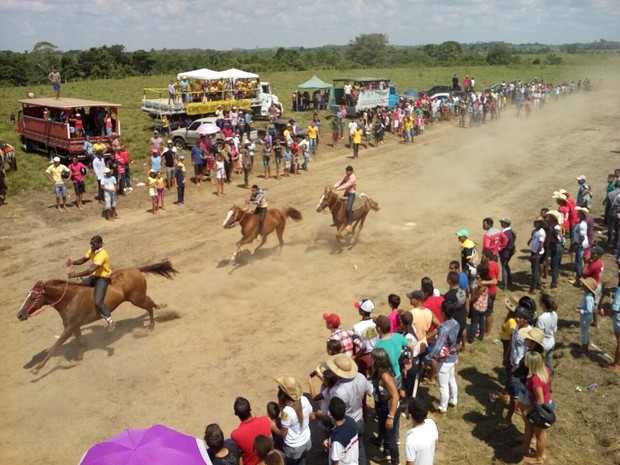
<box><xmin>422</xmin><ymin>84</ymin><xmax>462</xmax><ymax>95</ymax></box>
<box><xmin>170</xmin><ymin>117</ymin><xmax>259</xmax><ymax>150</ymax></box>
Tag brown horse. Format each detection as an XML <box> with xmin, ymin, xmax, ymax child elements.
<box><xmin>16</xmin><ymin>261</ymin><xmax>178</xmax><ymax>372</ymax></box>
<box><xmin>315</xmin><ymin>186</ymin><xmax>379</xmax><ymax>243</ymax></box>
<box><xmin>222</xmin><ymin>205</ymin><xmax>302</xmax><ymax>261</ymax></box>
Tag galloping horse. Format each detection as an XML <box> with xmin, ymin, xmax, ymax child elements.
<box><xmin>223</xmin><ymin>205</ymin><xmax>302</xmax><ymax>261</ymax></box>
<box><xmin>17</xmin><ymin>261</ymin><xmax>178</xmax><ymax>372</ymax></box>
<box><xmin>315</xmin><ymin>186</ymin><xmax>379</xmax><ymax>243</ymax></box>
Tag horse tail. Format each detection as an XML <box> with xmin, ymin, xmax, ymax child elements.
<box><xmin>137</xmin><ymin>261</ymin><xmax>179</xmax><ymax>280</ymax></box>
<box><xmin>283</xmin><ymin>207</ymin><xmax>303</xmax><ymax>222</ymax></box>
<box><xmin>359</xmin><ymin>193</ymin><xmax>380</xmax><ymax>212</ymax></box>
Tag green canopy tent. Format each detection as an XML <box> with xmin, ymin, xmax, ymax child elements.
<box><xmin>295</xmin><ymin>75</ymin><xmax>332</xmax><ymax>111</ymax></box>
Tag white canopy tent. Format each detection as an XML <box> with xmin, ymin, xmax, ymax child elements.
<box><xmin>218</xmin><ymin>68</ymin><xmax>259</xmax><ymax>80</ymax></box>
<box><xmin>176</xmin><ymin>68</ymin><xmax>222</xmax><ymax>80</ymax></box>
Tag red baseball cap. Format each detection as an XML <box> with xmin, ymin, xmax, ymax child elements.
<box><xmin>323</xmin><ymin>313</ymin><xmax>341</xmax><ymax>328</ymax></box>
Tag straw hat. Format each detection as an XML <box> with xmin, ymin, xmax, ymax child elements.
<box><xmin>518</xmin><ymin>327</ymin><xmax>545</xmax><ymax>346</ymax></box>
<box><xmin>325</xmin><ymin>354</ymin><xmax>358</xmax><ymax>379</ymax></box>
<box><xmin>581</xmin><ymin>277</ymin><xmax>597</xmax><ymax>294</ymax></box>
<box><xmin>274</xmin><ymin>375</ymin><xmax>303</xmax><ymax>401</ymax></box>
<box><xmin>505</xmin><ymin>293</ymin><xmax>520</xmax><ymax>311</ymax></box>
<box><xmin>545</xmin><ymin>209</ymin><xmax>562</xmax><ymax>224</ymax></box>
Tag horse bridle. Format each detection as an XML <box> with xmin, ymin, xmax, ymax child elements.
<box><xmin>318</xmin><ymin>189</ymin><xmax>337</xmax><ymax>213</ymax></box>
<box><xmin>22</xmin><ymin>280</ymin><xmax>70</xmax><ymax>316</ymax></box>
<box><xmin>21</xmin><ymin>288</ymin><xmax>46</xmax><ymax>316</ymax></box>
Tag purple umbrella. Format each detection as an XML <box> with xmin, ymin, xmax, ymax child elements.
<box><xmin>79</xmin><ymin>424</ymin><xmax>213</xmax><ymax>465</ymax></box>
<box><xmin>196</xmin><ymin>122</ymin><xmax>220</xmax><ymax>136</ymax></box>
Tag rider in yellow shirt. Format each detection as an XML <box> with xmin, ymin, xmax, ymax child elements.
<box><xmin>66</xmin><ymin>235</ymin><xmax>115</xmax><ymax>331</ymax></box>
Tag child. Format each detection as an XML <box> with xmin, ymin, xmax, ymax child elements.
<box><xmin>253</xmin><ymin>434</ymin><xmax>285</xmax><ymax>465</ymax></box>
<box><xmin>577</xmin><ymin>277</ymin><xmax>597</xmax><ymax>356</ymax></box>
<box><xmin>215</xmin><ymin>154</ymin><xmax>226</xmax><ymax>196</ymax></box>
<box><xmin>266</xmin><ymin>402</ymin><xmax>284</xmax><ymax>452</ymax></box>
<box><xmin>505</xmin><ymin>303</ymin><xmax>534</xmax><ymax>425</ymax></box>
<box><xmin>468</xmin><ymin>263</ymin><xmax>489</xmax><ymax>343</ymax></box>
<box><xmin>307</xmin><ymin>365</ymin><xmax>338</xmax><ymax>441</ymax></box>
<box><xmin>537</xmin><ymin>293</ymin><xmax>558</xmax><ymax>370</ymax></box>
<box><xmin>282</xmin><ymin>146</ymin><xmax>291</xmax><ymax>177</ymax></box>
<box><xmin>147</xmin><ymin>169</ymin><xmax>158</xmax><ymax>214</ymax></box>
<box><xmin>175</xmin><ymin>156</ymin><xmax>186</xmax><ymax>205</ymax></box>
<box><xmin>155</xmin><ymin>171</ymin><xmax>165</xmax><ymax>209</ymax></box>
<box><xmin>500</xmin><ymin>297</ymin><xmax>518</xmax><ymax>382</ymax></box>
<box><xmin>290</xmin><ymin>140</ymin><xmax>299</xmax><ymax>175</ymax></box>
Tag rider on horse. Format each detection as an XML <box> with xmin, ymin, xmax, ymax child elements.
<box><xmin>333</xmin><ymin>165</ymin><xmax>357</xmax><ymax>232</ymax></box>
<box><xmin>248</xmin><ymin>184</ymin><xmax>268</xmax><ymax>241</ymax></box>
<box><xmin>66</xmin><ymin>235</ymin><xmax>115</xmax><ymax>331</ymax></box>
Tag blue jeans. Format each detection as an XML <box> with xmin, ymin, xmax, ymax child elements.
<box><xmin>375</xmin><ymin>398</ymin><xmax>400</xmax><ymax>465</ymax></box>
<box><xmin>283</xmin><ymin>439</ymin><xmax>311</xmax><ymax>465</ymax></box>
<box><xmin>531</xmin><ymin>253</ymin><xmax>541</xmax><ymax>288</ymax></box>
<box><xmin>580</xmin><ymin>312</ymin><xmax>593</xmax><ymax>344</ymax></box>
<box><xmin>177</xmin><ymin>184</ymin><xmax>185</xmax><ymax>204</ymax></box>
<box><xmin>309</xmin><ymin>138</ymin><xmax>316</xmax><ymax>154</ymax></box>
<box><xmin>80</xmin><ymin>275</ymin><xmax>111</xmax><ymax>318</ymax></box>
<box><xmin>302</xmin><ymin>152</ymin><xmax>309</xmax><ymax>170</ymax></box>
<box><xmin>575</xmin><ymin>246</ymin><xmax>585</xmax><ymax>278</ymax></box>
<box><xmin>345</xmin><ymin>192</ymin><xmax>355</xmax><ymax>225</ymax></box>
<box><xmin>550</xmin><ymin>243</ymin><xmax>563</xmax><ymax>286</ymax></box>
<box><xmin>124</xmin><ymin>164</ymin><xmax>131</xmax><ymax>188</ymax></box>
<box><xmin>500</xmin><ymin>253</ymin><xmax>513</xmax><ymax>286</ymax></box>
<box><xmin>356</xmin><ymin>418</ymin><xmax>368</xmax><ymax>465</ymax></box>
<box><xmin>470</xmin><ymin>310</ymin><xmax>486</xmax><ymax>341</ymax></box>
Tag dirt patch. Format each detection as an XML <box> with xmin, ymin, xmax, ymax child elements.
<box><xmin>2</xmin><ymin>86</ymin><xmax>620</xmax><ymax>464</ymax></box>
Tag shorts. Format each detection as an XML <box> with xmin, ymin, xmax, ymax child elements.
<box><xmin>104</xmin><ymin>191</ymin><xmax>116</xmax><ymax>209</ymax></box>
<box><xmin>292</xmin><ymin>156</ymin><xmax>299</xmax><ymax>165</ymax></box>
<box><xmin>284</xmin><ymin>160</ymin><xmax>291</xmax><ymax>170</ymax></box>
<box><xmin>274</xmin><ymin>156</ymin><xmax>282</xmax><ymax>167</ymax></box>
<box><xmin>165</xmin><ymin>166</ymin><xmax>175</xmax><ymax>180</ymax></box>
<box><xmin>262</xmin><ymin>156</ymin><xmax>270</xmax><ymax>168</ymax></box>
<box><xmin>194</xmin><ymin>163</ymin><xmax>205</xmax><ymax>176</ymax></box>
<box><xmin>53</xmin><ymin>83</ymin><xmax>60</xmax><ymax>91</ymax></box>
<box><xmin>54</xmin><ymin>183</ymin><xmax>67</xmax><ymax>198</ymax></box>
<box><xmin>613</xmin><ymin>313</ymin><xmax>620</xmax><ymax>333</ymax></box>
<box><xmin>73</xmin><ymin>181</ymin><xmax>85</xmax><ymax>195</ymax></box>
<box><xmin>149</xmin><ymin>187</ymin><xmax>157</xmax><ymax>197</ymax></box>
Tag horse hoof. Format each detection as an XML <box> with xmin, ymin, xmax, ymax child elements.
<box><xmin>31</xmin><ymin>367</ymin><xmax>41</xmax><ymax>375</ymax></box>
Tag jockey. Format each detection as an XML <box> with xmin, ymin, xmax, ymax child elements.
<box><xmin>66</xmin><ymin>235</ymin><xmax>115</xmax><ymax>331</ymax></box>
<box><xmin>334</xmin><ymin>165</ymin><xmax>357</xmax><ymax>232</ymax></box>
<box><xmin>248</xmin><ymin>184</ymin><xmax>268</xmax><ymax>241</ymax></box>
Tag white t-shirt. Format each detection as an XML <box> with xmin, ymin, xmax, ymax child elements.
<box><xmin>405</xmin><ymin>419</ymin><xmax>438</xmax><ymax>465</ymax></box>
<box><xmin>530</xmin><ymin>227</ymin><xmax>546</xmax><ymax>254</ymax></box>
<box><xmin>216</xmin><ymin>160</ymin><xmax>225</xmax><ymax>179</ymax></box>
<box><xmin>536</xmin><ymin>311</ymin><xmax>558</xmax><ymax>352</ymax></box>
<box><xmin>281</xmin><ymin>395</ymin><xmax>312</xmax><ymax>448</ymax></box>
<box><xmin>348</xmin><ymin>121</ymin><xmax>357</xmax><ymax>135</ymax></box>
<box><xmin>578</xmin><ymin>220</ymin><xmax>589</xmax><ymax>249</ymax></box>
<box><xmin>352</xmin><ymin>319</ymin><xmax>379</xmax><ymax>354</ymax></box>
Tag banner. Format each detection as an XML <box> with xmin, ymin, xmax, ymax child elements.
<box><xmin>186</xmin><ymin>99</ymin><xmax>251</xmax><ymax>116</ymax></box>
<box><xmin>355</xmin><ymin>89</ymin><xmax>389</xmax><ymax>112</ymax></box>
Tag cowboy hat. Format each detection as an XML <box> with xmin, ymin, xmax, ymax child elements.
<box><xmin>518</xmin><ymin>327</ymin><xmax>545</xmax><ymax>347</ymax></box>
<box><xmin>325</xmin><ymin>354</ymin><xmax>358</xmax><ymax>379</ymax></box>
<box><xmin>545</xmin><ymin>209</ymin><xmax>562</xmax><ymax>224</ymax></box>
<box><xmin>581</xmin><ymin>277</ymin><xmax>597</xmax><ymax>294</ymax></box>
<box><xmin>274</xmin><ymin>375</ymin><xmax>303</xmax><ymax>401</ymax></box>
<box><xmin>505</xmin><ymin>293</ymin><xmax>520</xmax><ymax>312</ymax></box>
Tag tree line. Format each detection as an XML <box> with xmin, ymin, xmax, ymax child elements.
<box><xmin>1</xmin><ymin>36</ymin><xmax>618</xmax><ymax>87</ymax></box>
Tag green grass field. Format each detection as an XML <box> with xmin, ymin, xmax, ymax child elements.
<box><xmin>1</xmin><ymin>51</ymin><xmax>618</xmax><ymax>194</ymax></box>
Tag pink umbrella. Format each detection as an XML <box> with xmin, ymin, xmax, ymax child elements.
<box><xmin>196</xmin><ymin>122</ymin><xmax>220</xmax><ymax>136</ymax></box>
<box><xmin>79</xmin><ymin>424</ymin><xmax>213</xmax><ymax>465</ymax></box>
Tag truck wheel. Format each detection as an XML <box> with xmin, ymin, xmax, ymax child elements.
<box><xmin>24</xmin><ymin>138</ymin><xmax>33</xmax><ymax>153</ymax></box>
<box><xmin>173</xmin><ymin>138</ymin><xmax>186</xmax><ymax>150</ymax></box>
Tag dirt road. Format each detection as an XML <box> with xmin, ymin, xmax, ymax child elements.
<box><xmin>2</xmin><ymin>85</ymin><xmax>619</xmax><ymax>465</ymax></box>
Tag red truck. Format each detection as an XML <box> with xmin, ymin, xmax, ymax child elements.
<box><xmin>17</xmin><ymin>97</ymin><xmax>123</xmax><ymax>160</ymax></box>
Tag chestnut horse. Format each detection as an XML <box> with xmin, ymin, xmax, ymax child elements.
<box><xmin>315</xmin><ymin>186</ymin><xmax>379</xmax><ymax>243</ymax></box>
<box><xmin>17</xmin><ymin>261</ymin><xmax>178</xmax><ymax>372</ymax></box>
<box><xmin>223</xmin><ymin>205</ymin><xmax>302</xmax><ymax>261</ymax></box>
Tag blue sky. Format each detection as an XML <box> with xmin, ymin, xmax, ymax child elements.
<box><xmin>1</xmin><ymin>0</ymin><xmax>619</xmax><ymax>52</ymax></box>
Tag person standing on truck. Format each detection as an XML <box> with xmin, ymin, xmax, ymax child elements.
<box><xmin>44</xmin><ymin>156</ymin><xmax>70</xmax><ymax>211</ymax></box>
<box><xmin>168</xmin><ymin>80</ymin><xmax>176</xmax><ymax>106</ymax></box>
<box><xmin>48</xmin><ymin>67</ymin><xmax>61</xmax><ymax>100</ymax></box>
